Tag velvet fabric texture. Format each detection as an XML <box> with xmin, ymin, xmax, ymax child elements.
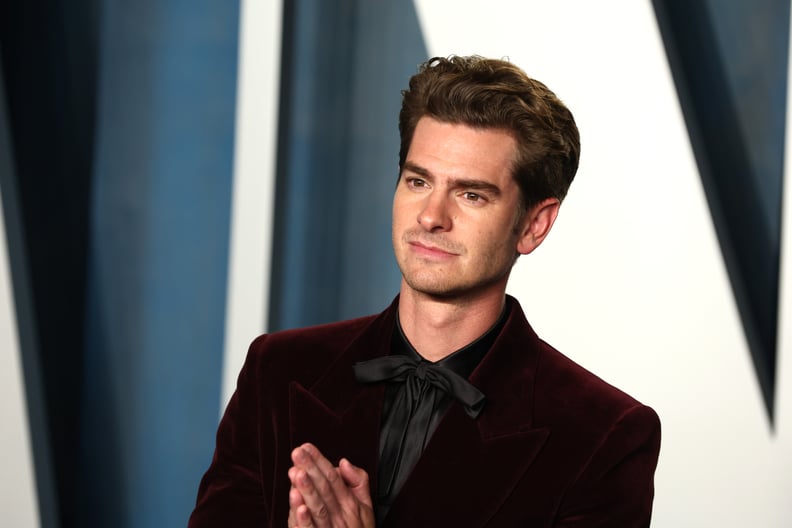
<box><xmin>189</xmin><ymin>296</ymin><xmax>661</xmax><ymax>527</ymax></box>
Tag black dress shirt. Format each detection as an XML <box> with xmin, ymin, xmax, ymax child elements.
<box><xmin>374</xmin><ymin>300</ymin><xmax>510</xmax><ymax>521</ymax></box>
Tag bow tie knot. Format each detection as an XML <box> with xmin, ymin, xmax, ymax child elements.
<box><xmin>353</xmin><ymin>355</ymin><xmax>486</xmax><ymax>418</ymax></box>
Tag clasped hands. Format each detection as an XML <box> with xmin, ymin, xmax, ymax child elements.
<box><xmin>288</xmin><ymin>443</ymin><xmax>376</xmax><ymax>528</ymax></box>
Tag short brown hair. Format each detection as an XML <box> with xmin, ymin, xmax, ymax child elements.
<box><xmin>399</xmin><ymin>55</ymin><xmax>580</xmax><ymax>211</ymax></box>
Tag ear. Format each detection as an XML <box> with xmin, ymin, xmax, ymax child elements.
<box><xmin>516</xmin><ymin>198</ymin><xmax>561</xmax><ymax>255</ymax></box>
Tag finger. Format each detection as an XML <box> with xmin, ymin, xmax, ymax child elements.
<box><xmin>292</xmin><ymin>467</ymin><xmax>332</xmax><ymax>528</ymax></box>
<box><xmin>303</xmin><ymin>444</ymin><xmax>360</xmax><ymax>508</ymax></box>
<box><xmin>288</xmin><ymin>467</ymin><xmax>304</xmax><ymax>527</ymax></box>
<box><xmin>288</xmin><ymin>467</ymin><xmax>310</xmax><ymax>517</ymax></box>
<box><xmin>289</xmin><ymin>484</ymin><xmax>306</xmax><ymax>514</ymax></box>
<box><xmin>291</xmin><ymin>445</ymin><xmax>344</xmax><ymax>519</ymax></box>
<box><xmin>295</xmin><ymin>504</ymin><xmax>314</xmax><ymax>527</ymax></box>
<box><xmin>293</xmin><ymin>443</ymin><xmax>339</xmax><ymax>487</ymax></box>
<box><xmin>338</xmin><ymin>458</ymin><xmax>373</xmax><ymax>509</ymax></box>
<box><xmin>288</xmin><ymin>505</ymin><xmax>296</xmax><ymax>528</ymax></box>
<box><xmin>338</xmin><ymin>459</ymin><xmax>375</xmax><ymax>526</ymax></box>
<box><xmin>301</xmin><ymin>444</ymin><xmax>352</xmax><ymax>503</ymax></box>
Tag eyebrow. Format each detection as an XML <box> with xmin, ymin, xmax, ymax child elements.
<box><xmin>402</xmin><ymin>161</ymin><xmax>503</xmax><ymax>197</ymax></box>
<box><xmin>402</xmin><ymin>161</ymin><xmax>431</xmax><ymax>178</ymax></box>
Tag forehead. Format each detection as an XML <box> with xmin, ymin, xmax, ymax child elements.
<box><xmin>407</xmin><ymin>117</ymin><xmax>518</xmax><ymax>186</ymax></box>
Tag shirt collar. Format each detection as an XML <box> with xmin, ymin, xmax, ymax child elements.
<box><xmin>393</xmin><ymin>298</ymin><xmax>511</xmax><ymax>379</ymax></box>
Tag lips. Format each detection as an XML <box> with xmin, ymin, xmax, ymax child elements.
<box><xmin>402</xmin><ymin>231</ymin><xmax>464</xmax><ymax>258</ymax></box>
<box><xmin>409</xmin><ymin>241</ymin><xmax>458</xmax><ymax>258</ymax></box>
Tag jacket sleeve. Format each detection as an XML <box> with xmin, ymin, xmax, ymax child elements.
<box><xmin>188</xmin><ymin>337</ymin><xmax>271</xmax><ymax>527</ymax></box>
<box><xmin>554</xmin><ymin>404</ymin><xmax>661</xmax><ymax>527</ymax></box>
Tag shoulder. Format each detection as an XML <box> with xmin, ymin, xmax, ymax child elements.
<box><xmin>534</xmin><ymin>338</ymin><xmax>660</xmax><ymax>437</ymax></box>
<box><xmin>530</xmin><ymin>341</ymin><xmax>661</xmax><ymax>523</ymax></box>
<box><xmin>252</xmin><ymin>313</ymin><xmax>378</xmax><ymax>355</ymax></box>
<box><xmin>244</xmin><ymin>313</ymin><xmax>379</xmax><ymax>381</ymax></box>
<box><xmin>505</xmin><ymin>297</ymin><xmax>655</xmax><ymax>425</ymax></box>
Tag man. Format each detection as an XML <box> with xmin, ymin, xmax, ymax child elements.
<box><xmin>189</xmin><ymin>55</ymin><xmax>661</xmax><ymax>527</ymax></box>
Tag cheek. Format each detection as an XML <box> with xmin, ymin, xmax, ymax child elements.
<box><xmin>392</xmin><ymin>194</ymin><xmax>412</xmax><ymax>223</ymax></box>
<box><xmin>484</xmin><ymin>222</ymin><xmax>520</xmax><ymax>256</ymax></box>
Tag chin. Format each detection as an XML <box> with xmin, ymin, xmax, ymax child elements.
<box><xmin>403</xmin><ymin>276</ymin><xmax>486</xmax><ymax>299</ymax></box>
<box><xmin>402</xmin><ymin>266</ymin><xmax>511</xmax><ymax>300</ymax></box>
<box><xmin>402</xmin><ymin>274</ymin><xmax>456</xmax><ymax>297</ymax></box>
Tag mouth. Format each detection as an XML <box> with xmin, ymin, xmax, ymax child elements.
<box><xmin>409</xmin><ymin>240</ymin><xmax>459</xmax><ymax>259</ymax></box>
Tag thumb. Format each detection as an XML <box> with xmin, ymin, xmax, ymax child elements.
<box><xmin>338</xmin><ymin>458</ymin><xmax>372</xmax><ymax>507</ymax></box>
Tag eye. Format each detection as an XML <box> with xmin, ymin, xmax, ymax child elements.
<box><xmin>463</xmin><ymin>191</ymin><xmax>484</xmax><ymax>203</ymax></box>
<box><xmin>406</xmin><ymin>177</ymin><xmax>428</xmax><ymax>189</ymax></box>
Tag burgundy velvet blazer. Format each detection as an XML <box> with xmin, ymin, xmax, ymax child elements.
<box><xmin>189</xmin><ymin>297</ymin><xmax>660</xmax><ymax>527</ymax></box>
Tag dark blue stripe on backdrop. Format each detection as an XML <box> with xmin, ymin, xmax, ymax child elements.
<box><xmin>1</xmin><ymin>0</ymin><xmax>100</xmax><ymax>525</ymax></box>
<box><xmin>79</xmin><ymin>2</ymin><xmax>240</xmax><ymax>526</ymax></box>
<box><xmin>652</xmin><ymin>0</ymin><xmax>789</xmax><ymax>426</ymax></box>
<box><xmin>271</xmin><ymin>0</ymin><xmax>427</xmax><ymax>330</ymax></box>
<box><xmin>1</xmin><ymin>0</ymin><xmax>240</xmax><ymax>526</ymax></box>
<box><xmin>0</xmin><ymin>46</ymin><xmax>60</xmax><ymax>528</ymax></box>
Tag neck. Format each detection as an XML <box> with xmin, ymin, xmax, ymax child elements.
<box><xmin>397</xmin><ymin>282</ymin><xmax>507</xmax><ymax>362</ymax></box>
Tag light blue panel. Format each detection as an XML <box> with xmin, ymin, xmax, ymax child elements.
<box><xmin>270</xmin><ymin>0</ymin><xmax>426</xmax><ymax>330</ymax></box>
<box><xmin>80</xmin><ymin>1</ymin><xmax>239</xmax><ymax>526</ymax></box>
<box><xmin>339</xmin><ymin>0</ymin><xmax>427</xmax><ymax>319</ymax></box>
<box><xmin>271</xmin><ymin>0</ymin><xmax>357</xmax><ymax>330</ymax></box>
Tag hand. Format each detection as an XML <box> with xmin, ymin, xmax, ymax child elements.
<box><xmin>287</xmin><ymin>443</ymin><xmax>375</xmax><ymax>528</ymax></box>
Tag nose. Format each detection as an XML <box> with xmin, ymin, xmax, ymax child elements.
<box><xmin>417</xmin><ymin>192</ymin><xmax>452</xmax><ymax>232</ymax></box>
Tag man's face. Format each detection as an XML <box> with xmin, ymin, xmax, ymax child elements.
<box><xmin>392</xmin><ymin>117</ymin><xmax>531</xmax><ymax>300</ymax></box>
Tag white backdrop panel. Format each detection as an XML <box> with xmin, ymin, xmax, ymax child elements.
<box><xmin>221</xmin><ymin>0</ymin><xmax>283</xmax><ymax>409</ymax></box>
<box><xmin>414</xmin><ymin>0</ymin><xmax>792</xmax><ymax>525</ymax></box>
<box><xmin>0</xmin><ymin>187</ymin><xmax>40</xmax><ymax>527</ymax></box>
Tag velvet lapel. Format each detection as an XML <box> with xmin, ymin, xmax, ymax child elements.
<box><xmin>382</xmin><ymin>298</ymin><xmax>550</xmax><ymax>527</ymax></box>
<box><xmin>288</xmin><ymin>301</ymin><xmax>398</xmax><ymax>483</ymax></box>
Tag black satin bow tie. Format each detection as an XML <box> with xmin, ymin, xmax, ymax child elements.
<box><xmin>353</xmin><ymin>355</ymin><xmax>486</xmax><ymax>418</ymax></box>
